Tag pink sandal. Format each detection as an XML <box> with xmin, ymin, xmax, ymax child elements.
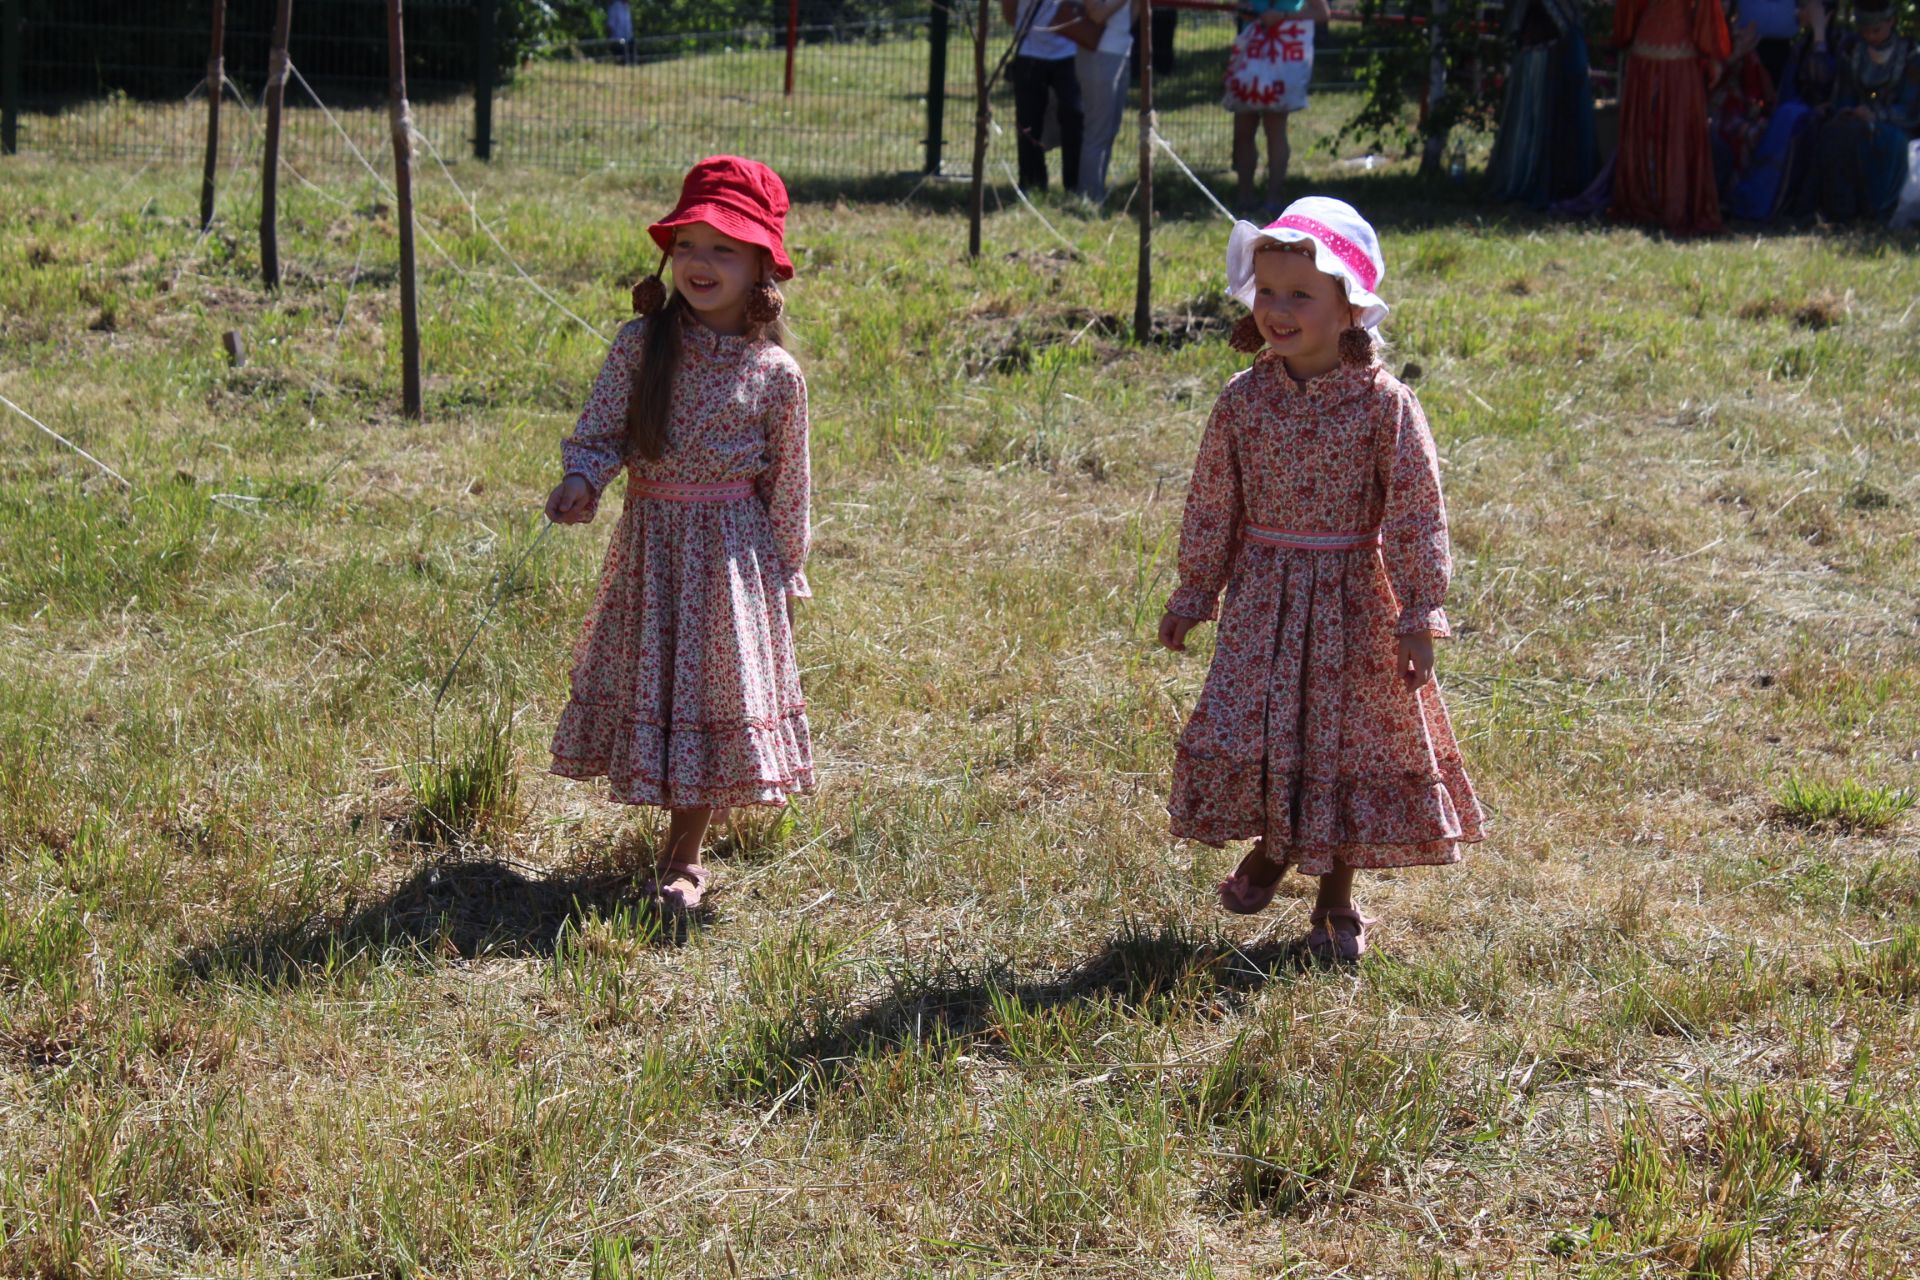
<box><xmin>1218</xmin><ymin>840</ymin><xmax>1290</xmax><ymax>915</ymax></box>
<box><xmin>1301</xmin><ymin>906</ymin><xmax>1374</xmax><ymax>961</ymax></box>
<box><xmin>643</xmin><ymin>862</ymin><xmax>710</xmax><ymax>912</ymax></box>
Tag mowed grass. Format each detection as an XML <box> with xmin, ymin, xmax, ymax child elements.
<box><xmin>3</xmin><ymin>116</ymin><xmax>1920</xmax><ymax>1278</ymax></box>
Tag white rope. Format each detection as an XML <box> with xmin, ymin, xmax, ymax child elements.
<box><xmin>282</xmin><ymin>61</ymin><xmax>482</xmax><ymax>288</ymax></box>
<box><xmin>995</xmin><ymin>160</ymin><xmax>1084</xmax><ymax>260</ymax></box>
<box><xmin>1150</xmin><ymin>127</ymin><xmax>1236</xmax><ymax>223</ymax></box>
<box><xmin>408</xmin><ymin>125</ymin><xmax>610</xmax><ymax>342</ymax></box>
<box><xmin>0</xmin><ymin>392</ymin><xmax>132</xmax><ymax>490</ymax></box>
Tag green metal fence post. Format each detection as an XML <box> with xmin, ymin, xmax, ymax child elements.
<box><xmin>473</xmin><ymin>0</ymin><xmax>495</xmax><ymax>159</ymax></box>
<box><xmin>2</xmin><ymin>0</ymin><xmax>22</xmax><ymax>156</ymax></box>
<box><xmin>923</xmin><ymin>0</ymin><xmax>949</xmax><ymax>174</ymax></box>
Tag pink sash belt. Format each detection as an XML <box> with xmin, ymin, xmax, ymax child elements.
<box><xmin>1243</xmin><ymin>524</ymin><xmax>1381</xmax><ymax>551</ymax></box>
<box><xmin>632</xmin><ymin>478</ymin><xmax>757</xmax><ymax>502</ymax></box>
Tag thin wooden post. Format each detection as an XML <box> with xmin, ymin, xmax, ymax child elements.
<box><xmin>924</xmin><ymin>0</ymin><xmax>950</xmax><ymax>174</ymax></box>
<box><xmin>1132</xmin><ymin>0</ymin><xmax>1154</xmax><ymax>344</ymax></box>
<box><xmin>784</xmin><ymin>0</ymin><xmax>799</xmax><ymax>95</ymax></box>
<box><xmin>1</xmin><ymin>0</ymin><xmax>21</xmax><ymax>156</ymax></box>
<box><xmin>1418</xmin><ymin>0</ymin><xmax>1449</xmax><ymax>178</ymax></box>
<box><xmin>200</xmin><ymin>0</ymin><xmax>227</xmax><ymax>230</ymax></box>
<box><xmin>388</xmin><ymin>0</ymin><xmax>423</xmax><ymax>420</ymax></box>
<box><xmin>966</xmin><ymin>0</ymin><xmax>989</xmax><ymax>259</ymax></box>
<box><xmin>260</xmin><ymin>0</ymin><xmax>293</xmax><ymax>289</ymax></box>
<box><xmin>473</xmin><ymin>0</ymin><xmax>495</xmax><ymax>160</ymax></box>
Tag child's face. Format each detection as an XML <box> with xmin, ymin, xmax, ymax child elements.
<box><xmin>670</xmin><ymin>222</ymin><xmax>763</xmax><ymax>330</ymax></box>
<box><xmin>1858</xmin><ymin>16</ymin><xmax>1893</xmax><ymax>44</ymax></box>
<box><xmin>1250</xmin><ymin>247</ymin><xmax>1356</xmax><ymax>375</ymax></box>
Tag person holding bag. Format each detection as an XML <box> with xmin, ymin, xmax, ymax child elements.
<box><xmin>1004</xmin><ymin>0</ymin><xmax>1087</xmax><ymax>192</ymax></box>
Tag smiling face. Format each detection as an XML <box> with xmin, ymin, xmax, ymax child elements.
<box><xmin>670</xmin><ymin>222</ymin><xmax>764</xmax><ymax>334</ymax></box>
<box><xmin>1249</xmin><ymin>243</ymin><xmax>1357</xmax><ymax>379</ymax></box>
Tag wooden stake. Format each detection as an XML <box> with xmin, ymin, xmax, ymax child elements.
<box><xmin>387</xmin><ymin>0</ymin><xmax>422</xmax><ymax>420</ymax></box>
<box><xmin>784</xmin><ymin>0</ymin><xmax>799</xmax><ymax>96</ymax></box>
<box><xmin>1132</xmin><ymin>0</ymin><xmax>1154</xmax><ymax>344</ymax></box>
<box><xmin>200</xmin><ymin>0</ymin><xmax>227</xmax><ymax>231</ymax></box>
<box><xmin>260</xmin><ymin>0</ymin><xmax>292</xmax><ymax>289</ymax></box>
<box><xmin>967</xmin><ymin>0</ymin><xmax>990</xmax><ymax>260</ymax></box>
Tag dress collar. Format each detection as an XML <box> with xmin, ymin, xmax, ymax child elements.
<box><xmin>1253</xmin><ymin>350</ymin><xmax>1381</xmax><ymax>402</ymax></box>
<box><xmin>681</xmin><ymin>316</ymin><xmax>751</xmax><ymax>360</ymax></box>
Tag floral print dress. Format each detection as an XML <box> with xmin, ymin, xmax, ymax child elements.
<box><xmin>550</xmin><ymin>317</ymin><xmax>814</xmax><ymax>809</ymax></box>
<box><xmin>1166</xmin><ymin>354</ymin><xmax>1483</xmax><ymax>874</ymax></box>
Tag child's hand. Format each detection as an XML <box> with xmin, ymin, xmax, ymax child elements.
<box><xmin>1395</xmin><ymin>633</ymin><xmax>1435</xmax><ymax>691</ymax></box>
<box><xmin>545</xmin><ymin>475</ymin><xmax>595</xmax><ymax>524</ymax></box>
<box><xmin>1158</xmin><ymin>611</ymin><xmax>1200</xmax><ymax>652</ymax></box>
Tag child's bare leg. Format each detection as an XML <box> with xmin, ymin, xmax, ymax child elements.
<box><xmin>1313</xmin><ymin>863</ymin><xmax>1356</xmax><ymax>915</ymax></box>
<box><xmin>1262</xmin><ymin>111</ymin><xmax>1292</xmax><ymax>206</ymax></box>
<box><xmin>662</xmin><ymin>806</ymin><xmax>727</xmax><ymax>871</ymax></box>
<box><xmin>1233</xmin><ymin>113</ymin><xmax>1260</xmax><ymax>205</ymax></box>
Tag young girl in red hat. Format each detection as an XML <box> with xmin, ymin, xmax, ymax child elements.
<box><xmin>1157</xmin><ymin>197</ymin><xmax>1484</xmax><ymax>961</ymax></box>
<box><xmin>544</xmin><ymin>156</ymin><xmax>813</xmax><ymax>911</ymax></box>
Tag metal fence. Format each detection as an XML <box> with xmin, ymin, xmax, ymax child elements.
<box><xmin>0</xmin><ymin>0</ymin><xmax>1398</xmax><ymax>178</ymax></box>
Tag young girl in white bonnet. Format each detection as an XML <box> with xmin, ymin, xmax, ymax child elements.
<box><xmin>1156</xmin><ymin>196</ymin><xmax>1484</xmax><ymax>960</ymax></box>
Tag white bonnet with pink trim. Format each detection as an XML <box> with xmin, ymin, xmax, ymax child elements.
<box><xmin>1226</xmin><ymin>196</ymin><xmax>1389</xmax><ymax>331</ymax></box>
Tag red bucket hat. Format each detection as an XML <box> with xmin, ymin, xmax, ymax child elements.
<box><xmin>647</xmin><ymin>156</ymin><xmax>795</xmax><ymax>281</ymax></box>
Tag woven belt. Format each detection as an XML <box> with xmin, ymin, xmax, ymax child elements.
<box><xmin>1243</xmin><ymin>524</ymin><xmax>1381</xmax><ymax>551</ymax></box>
<box><xmin>1629</xmin><ymin>40</ymin><xmax>1696</xmax><ymax>61</ymax></box>
<box><xmin>631</xmin><ymin>478</ymin><xmax>757</xmax><ymax>502</ymax></box>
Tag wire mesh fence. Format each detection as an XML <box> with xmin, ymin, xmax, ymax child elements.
<box><xmin>2</xmin><ymin>0</ymin><xmax>1402</xmax><ymax>179</ymax></box>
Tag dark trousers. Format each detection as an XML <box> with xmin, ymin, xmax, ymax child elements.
<box><xmin>1010</xmin><ymin>54</ymin><xmax>1083</xmax><ymax>192</ymax></box>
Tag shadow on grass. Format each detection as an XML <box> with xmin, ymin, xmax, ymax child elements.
<box><xmin>178</xmin><ymin>855</ymin><xmax>696</xmax><ymax>988</ymax></box>
<box><xmin>787</xmin><ymin>168</ymin><xmax>1920</xmax><ymax>250</ymax></box>
<box><xmin>736</xmin><ymin>921</ymin><xmax>1314</xmax><ymax>1100</ymax></box>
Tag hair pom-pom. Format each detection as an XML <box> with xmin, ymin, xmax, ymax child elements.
<box><xmin>632</xmin><ymin>274</ymin><xmax>667</xmax><ymax>316</ymax></box>
<box><xmin>745</xmin><ymin>281</ymin><xmax>785</xmax><ymax>327</ymax></box>
<box><xmin>1338</xmin><ymin>325</ymin><xmax>1375</xmax><ymax>367</ymax></box>
<box><xmin>1228</xmin><ymin>314</ymin><xmax>1266</xmax><ymax>353</ymax></box>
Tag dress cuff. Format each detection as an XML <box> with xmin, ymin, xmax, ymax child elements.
<box><xmin>1396</xmin><ymin>605</ymin><xmax>1451</xmax><ymax>638</ymax></box>
<box><xmin>783</xmin><ymin>568</ymin><xmax>812</xmax><ymax>599</ymax></box>
<box><xmin>1165</xmin><ymin>586</ymin><xmax>1219</xmax><ymax>622</ymax></box>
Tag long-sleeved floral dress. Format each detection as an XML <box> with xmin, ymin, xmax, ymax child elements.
<box><xmin>549</xmin><ymin>316</ymin><xmax>814</xmax><ymax>809</ymax></box>
<box><xmin>1165</xmin><ymin>354</ymin><xmax>1483</xmax><ymax>875</ymax></box>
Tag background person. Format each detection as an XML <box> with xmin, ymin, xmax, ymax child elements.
<box><xmin>1004</xmin><ymin>0</ymin><xmax>1086</xmax><ymax>193</ymax></box>
<box><xmin>1223</xmin><ymin>0</ymin><xmax>1333</xmax><ymax>215</ymax></box>
<box><xmin>1076</xmin><ymin>0</ymin><xmax>1137</xmax><ymax>204</ymax></box>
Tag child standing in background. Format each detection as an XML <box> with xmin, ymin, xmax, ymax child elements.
<box><xmin>1158</xmin><ymin>197</ymin><xmax>1483</xmax><ymax>960</ymax></box>
<box><xmin>546</xmin><ymin>157</ymin><xmax>814</xmax><ymax>911</ymax></box>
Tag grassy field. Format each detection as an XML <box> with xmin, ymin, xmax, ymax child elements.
<box><xmin>2</xmin><ymin>122</ymin><xmax>1919</xmax><ymax>1279</ymax></box>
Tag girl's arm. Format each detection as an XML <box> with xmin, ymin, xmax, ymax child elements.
<box><xmin>756</xmin><ymin>361</ymin><xmax>813</xmax><ymax>599</ymax></box>
<box><xmin>1376</xmin><ymin>387</ymin><xmax>1452</xmax><ymax>639</ymax></box>
<box><xmin>558</xmin><ymin>320</ymin><xmax>644</xmax><ymax>519</ymax></box>
<box><xmin>1165</xmin><ymin>394</ymin><xmax>1243</xmax><ymax>623</ymax></box>
<box><xmin>1302</xmin><ymin>0</ymin><xmax>1333</xmax><ymax>24</ymax></box>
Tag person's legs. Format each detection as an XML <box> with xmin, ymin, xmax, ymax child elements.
<box><xmin>662</xmin><ymin>806</ymin><xmax>724</xmax><ymax>871</ymax></box>
<box><xmin>1075</xmin><ymin>48</ymin><xmax>1129</xmax><ymax>201</ymax></box>
<box><xmin>1261</xmin><ymin>110</ymin><xmax>1292</xmax><ymax>207</ymax></box>
<box><xmin>1817</xmin><ymin>115</ymin><xmax>1868</xmax><ymax>222</ymax></box>
<box><xmin>1047</xmin><ymin>55</ymin><xmax>1086</xmax><ymax>195</ymax></box>
<box><xmin>1011</xmin><ymin>55</ymin><xmax>1052</xmax><ymax>190</ymax></box>
<box><xmin>1232</xmin><ymin>111</ymin><xmax>1259</xmax><ymax>206</ymax></box>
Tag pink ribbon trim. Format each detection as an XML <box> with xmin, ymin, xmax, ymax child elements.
<box><xmin>1243</xmin><ymin>524</ymin><xmax>1382</xmax><ymax>551</ymax></box>
<box><xmin>631</xmin><ymin>478</ymin><xmax>757</xmax><ymax>502</ymax></box>
<box><xmin>1267</xmin><ymin>214</ymin><xmax>1379</xmax><ymax>293</ymax></box>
